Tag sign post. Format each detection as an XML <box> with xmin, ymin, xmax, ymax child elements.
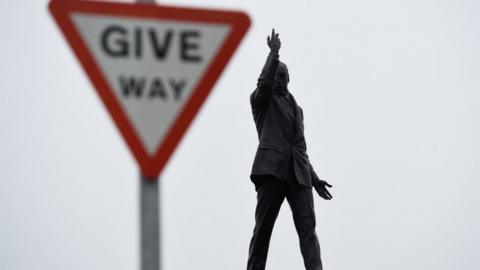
<box><xmin>141</xmin><ymin>174</ymin><xmax>160</xmax><ymax>270</ymax></box>
<box><xmin>48</xmin><ymin>1</ymin><xmax>250</xmax><ymax>269</ymax></box>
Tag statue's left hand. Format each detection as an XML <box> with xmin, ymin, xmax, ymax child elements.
<box><xmin>267</xmin><ymin>28</ymin><xmax>281</xmax><ymax>54</ymax></box>
<box><xmin>314</xmin><ymin>180</ymin><xmax>333</xmax><ymax>200</ymax></box>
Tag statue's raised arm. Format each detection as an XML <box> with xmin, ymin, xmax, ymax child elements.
<box><xmin>250</xmin><ymin>29</ymin><xmax>282</xmax><ymax>110</ymax></box>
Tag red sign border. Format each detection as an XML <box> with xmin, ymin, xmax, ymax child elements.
<box><xmin>49</xmin><ymin>0</ymin><xmax>250</xmax><ymax>178</ymax></box>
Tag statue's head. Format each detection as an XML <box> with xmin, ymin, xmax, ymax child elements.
<box><xmin>275</xmin><ymin>61</ymin><xmax>289</xmax><ymax>93</ymax></box>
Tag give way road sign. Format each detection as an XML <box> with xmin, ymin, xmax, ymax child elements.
<box><xmin>49</xmin><ymin>0</ymin><xmax>250</xmax><ymax>178</ymax></box>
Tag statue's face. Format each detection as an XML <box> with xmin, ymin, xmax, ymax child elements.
<box><xmin>275</xmin><ymin>63</ymin><xmax>289</xmax><ymax>90</ymax></box>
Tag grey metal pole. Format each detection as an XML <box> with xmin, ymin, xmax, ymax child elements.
<box><xmin>140</xmin><ymin>174</ymin><xmax>160</xmax><ymax>270</ymax></box>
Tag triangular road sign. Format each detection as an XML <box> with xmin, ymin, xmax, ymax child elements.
<box><xmin>49</xmin><ymin>0</ymin><xmax>250</xmax><ymax>178</ymax></box>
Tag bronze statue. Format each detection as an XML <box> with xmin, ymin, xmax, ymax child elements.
<box><xmin>247</xmin><ymin>29</ymin><xmax>333</xmax><ymax>270</ymax></box>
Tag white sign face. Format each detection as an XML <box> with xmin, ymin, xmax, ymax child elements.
<box><xmin>72</xmin><ymin>14</ymin><xmax>230</xmax><ymax>154</ymax></box>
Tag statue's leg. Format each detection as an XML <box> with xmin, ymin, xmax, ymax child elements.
<box><xmin>286</xmin><ymin>183</ymin><xmax>323</xmax><ymax>270</ymax></box>
<box><xmin>247</xmin><ymin>177</ymin><xmax>286</xmax><ymax>270</ymax></box>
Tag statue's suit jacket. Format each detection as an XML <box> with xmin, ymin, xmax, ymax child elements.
<box><xmin>250</xmin><ymin>52</ymin><xmax>322</xmax><ymax>188</ymax></box>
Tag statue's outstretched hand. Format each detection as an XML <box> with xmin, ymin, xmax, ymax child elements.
<box><xmin>314</xmin><ymin>180</ymin><xmax>333</xmax><ymax>200</ymax></box>
<box><xmin>267</xmin><ymin>28</ymin><xmax>281</xmax><ymax>54</ymax></box>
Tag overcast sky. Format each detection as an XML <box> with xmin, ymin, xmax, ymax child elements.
<box><xmin>1</xmin><ymin>0</ymin><xmax>479</xmax><ymax>269</ymax></box>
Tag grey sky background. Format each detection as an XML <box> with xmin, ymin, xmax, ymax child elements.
<box><xmin>1</xmin><ymin>0</ymin><xmax>479</xmax><ymax>269</ymax></box>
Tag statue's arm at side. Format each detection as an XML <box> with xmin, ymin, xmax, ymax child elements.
<box><xmin>299</xmin><ymin>105</ymin><xmax>332</xmax><ymax>199</ymax></box>
<box><xmin>300</xmin><ymin>107</ymin><xmax>328</xmax><ymax>187</ymax></box>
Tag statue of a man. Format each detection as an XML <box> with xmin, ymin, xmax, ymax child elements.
<box><xmin>247</xmin><ymin>29</ymin><xmax>333</xmax><ymax>270</ymax></box>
